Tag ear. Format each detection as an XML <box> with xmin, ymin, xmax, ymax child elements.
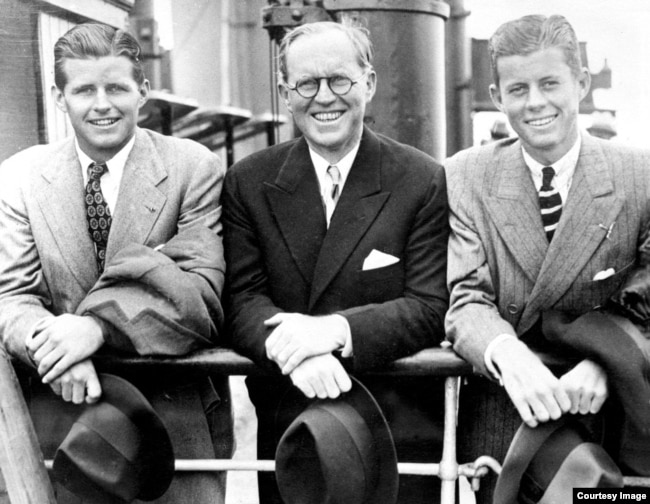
<box><xmin>52</xmin><ymin>85</ymin><xmax>67</xmax><ymax>113</ymax></box>
<box><xmin>277</xmin><ymin>82</ymin><xmax>293</xmax><ymax>114</ymax></box>
<box><xmin>577</xmin><ymin>67</ymin><xmax>591</xmax><ymax>102</ymax></box>
<box><xmin>365</xmin><ymin>69</ymin><xmax>377</xmax><ymax>103</ymax></box>
<box><xmin>489</xmin><ymin>83</ymin><xmax>505</xmax><ymax>113</ymax></box>
<box><xmin>138</xmin><ymin>79</ymin><xmax>151</xmax><ymax>108</ymax></box>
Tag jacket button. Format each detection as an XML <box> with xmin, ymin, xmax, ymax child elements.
<box><xmin>506</xmin><ymin>303</ymin><xmax>519</xmax><ymax>314</ymax></box>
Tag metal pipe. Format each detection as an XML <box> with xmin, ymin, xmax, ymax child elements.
<box><xmin>445</xmin><ymin>0</ymin><xmax>473</xmax><ymax>156</ymax></box>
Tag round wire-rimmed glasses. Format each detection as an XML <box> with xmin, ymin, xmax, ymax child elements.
<box><xmin>283</xmin><ymin>70</ymin><xmax>371</xmax><ymax>98</ymax></box>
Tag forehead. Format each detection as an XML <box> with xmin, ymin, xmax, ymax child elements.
<box><xmin>285</xmin><ymin>30</ymin><xmax>362</xmax><ymax>78</ymax></box>
<box><xmin>62</xmin><ymin>55</ymin><xmax>137</xmax><ymax>87</ymax></box>
<box><xmin>496</xmin><ymin>47</ymin><xmax>573</xmax><ymax>84</ymax></box>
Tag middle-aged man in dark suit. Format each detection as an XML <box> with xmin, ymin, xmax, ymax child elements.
<box><xmin>224</xmin><ymin>20</ymin><xmax>449</xmax><ymax>504</ymax></box>
<box><xmin>0</xmin><ymin>23</ymin><xmax>232</xmax><ymax>503</ymax></box>
<box><xmin>445</xmin><ymin>14</ymin><xmax>650</xmax><ymax>503</ymax></box>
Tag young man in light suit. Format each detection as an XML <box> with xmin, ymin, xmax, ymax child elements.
<box><xmin>445</xmin><ymin>14</ymin><xmax>650</xmax><ymax>502</ymax></box>
<box><xmin>0</xmin><ymin>23</ymin><xmax>232</xmax><ymax>503</ymax></box>
<box><xmin>224</xmin><ymin>21</ymin><xmax>450</xmax><ymax>504</ymax></box>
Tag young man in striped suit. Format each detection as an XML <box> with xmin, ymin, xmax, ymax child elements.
<box><xmin>445</xmin><ymin>14</ymin><xmax>650</xmax><ymax>502</ymax></box>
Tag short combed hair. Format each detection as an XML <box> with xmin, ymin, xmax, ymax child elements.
<box><xmin>488</xmin><ymin>14</ymin><xmax>583</xmax><ymax>87</ymax></box>
<box><xmin>277</xmin><ymin>21</ymin><xmax>374</xmax><ymax>83</ymax></box>
<box><xmin>54</xmin><ymin>23</ymin><xmax>145</xmax><ymax>90</ymax></box>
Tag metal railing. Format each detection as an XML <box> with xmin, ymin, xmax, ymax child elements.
<box><xmin>1</xmin><ymin>345</ymin><xmax>648</xmax><ymax>504</ymax></box>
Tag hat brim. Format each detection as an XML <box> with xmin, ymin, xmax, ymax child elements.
<box><xmin>275</xmin><ymin>376</ymin><xmax>398</xmax><ymax>504</ymax></box>
<box><xmin>53</xmin><ymin>373</ymin><xmax>175</xmax><ymax>502</ymax></box>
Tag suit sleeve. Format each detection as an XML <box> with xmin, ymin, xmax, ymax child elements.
<box><xmin>339</xmin><ymin>164</ymin><xmax>450</xmax><ymax>371</ymax></box>
<box><xmin>222</xmin><ymin>168</ymin><xmax>283</xmax><ymax>371</ymax></box>
<box><xmin>82</xmin><ymin>146</ymin><xmax>227</xmax><ymax>355</ymax></box>
<box><xmin>0</xmin><ymin>154</ymin><xmax>55</xmax><ymax>366</ymax></box>
<box><xmin>444</xmin><ymin>154</ymin><xmax>517</xmax><ymax>375</ymax></box>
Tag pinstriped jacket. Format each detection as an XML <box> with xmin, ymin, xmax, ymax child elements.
<box><xmin>445</xmin><ymin>133</ymin><xmax>650</xmax><ymax>376</ymax></box>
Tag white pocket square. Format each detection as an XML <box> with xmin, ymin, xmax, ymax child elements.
<box><xmin>362</xmin><ymin>249</ymin><xmax>400</xmax><ymax>270</ymax></box>
<box><xmin>593</xmin><ymin>268</ymin><xmax>615</xmax><ymax>281</ymax></box>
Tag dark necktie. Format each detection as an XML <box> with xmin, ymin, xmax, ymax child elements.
<box><xmin>539</xmin><ymin>166</ymin><xmax>562</xmax><ymax>241</ymax></box>
<box><xmin>85</xmin><ymin>162</ymin><xmax>112</xmax><ymax>272</ymax></box>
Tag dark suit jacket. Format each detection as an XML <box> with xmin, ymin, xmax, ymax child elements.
<box><xmin>0</xmin><ymin>128</ymin><xmax>231</xmax><ymax>503</ymax></box>
<box><xmin>224</xmin><ymin>127</ymin><xmax>449</xmax><ymax>477</ymax></box>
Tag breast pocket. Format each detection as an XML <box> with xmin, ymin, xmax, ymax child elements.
<box><xmin>590</xmin><ymin>259</ymin><xmax>636</xmax><ymax>302</ymax></box>
<box><xmin>358</xmin><ymin>261</ymin><xmax>404</xmax><ymax>302</ymax></box>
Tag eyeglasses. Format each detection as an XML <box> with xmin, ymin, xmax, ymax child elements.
<box><xmin>284</xmin><ymin>71</ymin><xmax>371</xmax><ymax>99</ymax></box>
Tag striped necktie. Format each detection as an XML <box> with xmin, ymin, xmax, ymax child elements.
<box><xmin>327</xmin><ymin>165</ymin><xmax>341</xmax><ymax>204</ymax></box>
<box><xmin>85</xmin><ymin>162</ymin><xmax>112</xmax><ymax>272</ymax></box>
<box><xmin>539</xmin><ymin>166</ymin><xmax>562</xmax><ymax>241</ymax></box>
<box><xmin>324</xmin><ymin>165</ymin><xmax>341</xmax><ymax>226</ymax></box>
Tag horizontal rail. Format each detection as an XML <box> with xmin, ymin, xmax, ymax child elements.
<box><xmin>43</xmin><ymin>459</ymin><xmax>445</xmax><ymax>476</ymax></box>
<box><xmin>94</xmin><ymin>346</ymin><xmax>474</xmax><ymax>377</ymax></box>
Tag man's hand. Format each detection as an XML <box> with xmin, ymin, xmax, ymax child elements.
<box><xmin>560</xmin><ymin>358</ymin><xmax>608</xmax><ymax>415</ymax></box>
<box><xmin>48</xmin><ymin>359</ymin><xmax>102</xmax><ymax>405</ymax></box>
<box><xmin>27</xmin><ymin>314</ymin><xmax>105</xmax><ymax>384</ymax></box>
<box><xmin>289</xmin><ymin>354</ymin><xmax>352</xmax><ymax>399</ymax></box>
<box><xmin>492</xmin><ymin>338</ymin><xmax>572</xmax><ymax>428</ymax></box>
<box><xmin>264</xmin><ymin>313</ymin><xmax>347</xmax><ymax>375</ymax></box>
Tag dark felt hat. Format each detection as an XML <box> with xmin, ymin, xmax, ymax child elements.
<box><xmin>275</xmin><ymin>376</ymin><xmax>398</xmax><ymax>504</ymax></box>
<box><xmin>493</xmin><ymin>417</ymin><xmax>623</xmax><ymax>504</ymax></box>
<box><xmin>52</xmin><ymin>373</ymin><xmax>175</xmax><ymax>503</ymax></box>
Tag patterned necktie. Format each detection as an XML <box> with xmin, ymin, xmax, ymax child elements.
<box><xmin>85</xmin><ymin>162</ymin><xmax>112</xmax><ymax>273</ymax></box>
<box><xmin>539</xmin><ymin>166</ymin><xmax>562</xmax><ymax>241</ymax></box>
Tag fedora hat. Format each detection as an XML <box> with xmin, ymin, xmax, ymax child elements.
<box><xmin>52</xmin><ymin>373</ymin><xmax>175</xmax><ymax>503</ymax></box>
<box><xmin>493</xmin><ymin>417</ymin><xmax>623</xmax><ymax>504</ymax></box>
<box><xmin>275</xmin><ymin>376</ymin><xmax>398</xmax><ymax>504</ymax></box>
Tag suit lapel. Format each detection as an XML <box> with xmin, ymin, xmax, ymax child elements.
<box><xmin>484</xmin><ymin>143</ymin><xmax>549</xmax><ymax>283</ymax></box>
<box><xmin>106</xmin><ymin>129</ymin><xmax>168</xmax><ymax>259</ymax></box>
<box><xmin>34</xmin><ymin>141</ymin><xmax>98</xmax><ymax>292</ymax></box>
<box><xmin>264</xmin><ymin>138</ymin><xmax>327</xmax><ymax>285</ymax></box>
<box><xmin>309</xmin><ymin>129</ymin><xmax>389</xmax><ymax>309</ymax></box>
<box><xmin>521</xmin><ymin>135</ymin><xmax>623</xmax><ymax>327</ymax></box>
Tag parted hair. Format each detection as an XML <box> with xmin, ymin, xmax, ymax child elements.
<box><xmin>54</xmin><ymin>23</ymin><xmax>146</xmax><ymax>90</ymax></box>
<box><xmin>277</xmin><ymin>20</ymin><xmax>374</xmax><ymax>83</ymax></box>
<box><xmin>488</xmin><ymin>14</ymin><xmax>583</xmax><ymax>87</ymax></box>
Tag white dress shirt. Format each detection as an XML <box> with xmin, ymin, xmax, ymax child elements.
<box><xmin>308</xmin><ymin>143</ymin><xmax>360</xmax><ymax>227</ymax></box>
<box><xmin>75</xmin><ymin>135</ymin><xmax>136</xmax><ymax>213</ymax></box>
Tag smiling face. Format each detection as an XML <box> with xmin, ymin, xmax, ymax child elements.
<box><xmin>279</xmin><ymin>29</ymin><xmax>376</xmax><ymax>164</ymax></box>
<box><xmin>53</xmin><ymin>55</ymin><xmax>149</xmax><ymax>163</ymax></box>
<box><xmin>490</xmin><ymin>47</ymin><xmax>590</xmax><ymax>165</ymax></box>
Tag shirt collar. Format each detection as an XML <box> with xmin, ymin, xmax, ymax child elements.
<box><xmin>76</xmin><ymin>135</ymin><xmax>136</xmax><ymax>183</ymax></box>
<box><xmin>522</xmin><ymin>135</ymin><xmax>582</xmax><ymax>181</ymax></box>
<box><xmin>308</xmin><ymin>142</ymin><xmax>361</xmax><ymax>188</ymax></box>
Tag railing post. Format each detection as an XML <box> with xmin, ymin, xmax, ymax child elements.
<box><xmin>0</xmin><ymin>347</ymin><xmax>56</xmax><ymax>503</ymax></box>
<box><xmin>439</xmin><ymin>376</ymin><xmax>460</xmax><ymax>504</ymax></box>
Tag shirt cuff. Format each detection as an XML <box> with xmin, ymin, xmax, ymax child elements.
<box><xmin>484</xmin><ymin>333</ymin><xmax>517</xmax><ymax>384</ymax></box>
<box><xmin>332</xmin><ymin>314</ymin><xmax>353</xmax><ymax>358</ymax></box>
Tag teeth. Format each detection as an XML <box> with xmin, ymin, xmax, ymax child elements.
<box><xmin>528</xmin><ymin>116</ymin><xmax>555</xmax><ymax>127</ymax></box>
<box><xmin>91</xmin><ymin>119</ymin><xmax>118</xmax><ymax>126</ymax></box>
<box><xmin>314</xmin><ymin>112</ymin><xmax>342</xmax><ymax>122</ymax></box>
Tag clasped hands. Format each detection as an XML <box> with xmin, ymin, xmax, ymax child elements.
<box><xmin>493</xmin><ymin>339</ymin><xmax>609</xmax><ymax>428</ymax></box>
<box><xmin>26</xmin><ymin>314</ymin><xmax>105</xmax><ymax>404</ymax></box>
<box><xmin>264</xmin><ymin>312</ymin><xmax>352</xmax><ymax>399</ymax></box>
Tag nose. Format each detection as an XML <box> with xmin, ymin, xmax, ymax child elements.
<box><xmin>313</xmin><ymin>78</ymin><xmax>336</xmax><ymax>103</ymax></box>
<box><xmin>526</xmin><ymin>84</ymin><xmax>547</xmax><ymax>109</ymax></box>
<box><xmin>93</xmin><ymin>89</ymin><xmax>111</xmax><ymax>112</ymax></box>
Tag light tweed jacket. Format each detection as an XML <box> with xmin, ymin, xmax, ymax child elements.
<box><xmin>445</xmin><ymin>133</ymin><xmax>650</xmax><ymax>375</ymax></box>
<box><xmin>0</xmin><ymin>128</ymin><xmax>225</xmax><ymax>365</ymax></box>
